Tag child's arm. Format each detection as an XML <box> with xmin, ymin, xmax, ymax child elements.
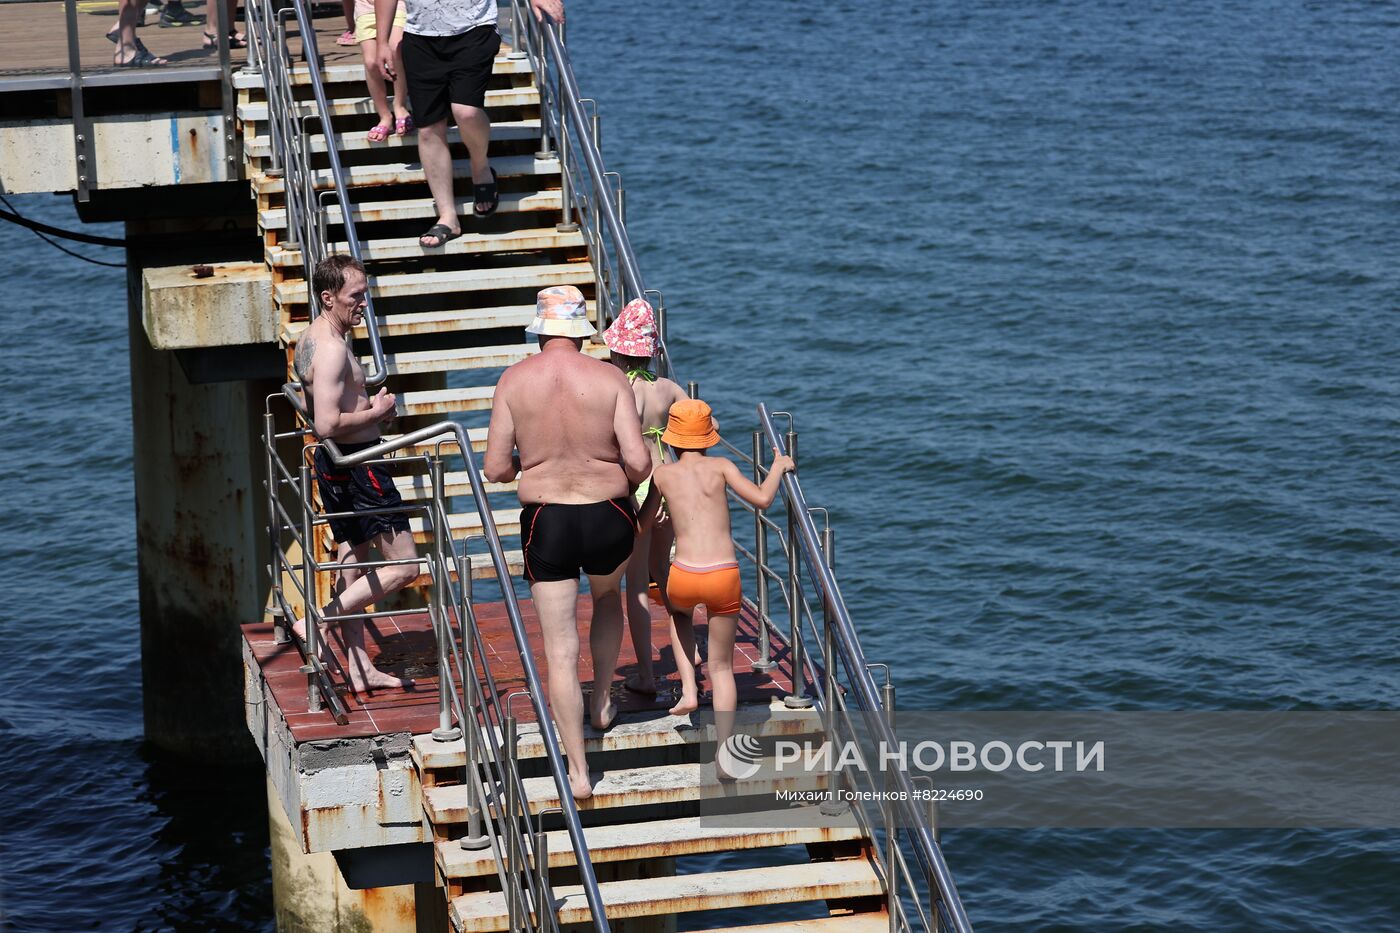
<box><xmin>722</xmin><ymin>449</ymin><xmax>795</xmax><ymax>509</ymax></box>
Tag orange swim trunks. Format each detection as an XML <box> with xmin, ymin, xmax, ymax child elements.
<box><xmin>666</xmin><ymin>560</ymin><xmax>742</xmax><ymax>616</ymax></box>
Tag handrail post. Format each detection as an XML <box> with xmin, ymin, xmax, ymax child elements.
<box><xmin>556</xmin><ymin>126</ymin><xmax>578</xmax><ymax>232</ymax></box>
<box><xmin>884</xmin><ymin>679</ymin><xmax>898</xmax><ymax>933</ymax></box>
<box><xmin>782</xmin><ymin>427</ymin><xmax>812</xmax><ymax>709</ymax></box>
<box><xmin>687</xmin><ymin>380</ymin><xmax>698</xmax><ymax>400</ymax></box>
<box><xmin>430</xmin><ymin>457</ymin><xmax>462</xmax><ymax>743</ymax></box>
<box><xmin>299</xmin><ymin>459</ymin><xmax>321</xmax><ymax>713</ymax></box>
<box><xmin>822</xmin><ymin>526</ymin><xmax>836</xmax><ymax>712</ymax></box>
<box><xmin>750</xmin><ymin>431</ymin><xmax>772</xmax><ymax>672</ymax></box>
<box><xmin>507</xmin><ymin>0</ymin><xmax>527</xmax><ymax>59</ymax></box>
<box><xmin>265</xmin><ymin>411</ymin><xmax>288</xmax><ymax>644</ymax></box>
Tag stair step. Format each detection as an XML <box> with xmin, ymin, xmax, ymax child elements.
<box><xmin>253</xmin><ymin>153</ymin><xmax>559</xmax><ymax>195</ymax></box>
<box><xmin>395</xmin><ymin>470</ymin><xmax>516</xmax><ymax>502</ymax></box>
<box><xmin>268</xmin><ymin>226</ymin><xmax>585</xmax><ymax>267</ymax></box>
<box><xmin>414</xmin><ymin>701</ymin><xmax>823</xmax><ymax>769</ymax></box>
<box><xmin>380</xmin><ymin>425</ymin><xmax>488</xmax><ymax>456</ymax></box>
<box><xmin>695</xmin><ymin>916</ymin><xmax>891</xmax><ymax>933</ymax></box>
<box><xmin>437</xmin><ymin>809</ymin><xmax>865</xmax><ymax>879</ymax></box>
<box><xmin>424</xmin><ymin>760</ymin><xmax>827</xmax><ymax>823</ymax></box>
<box><xmin>237</xmin><ymin>85</ymin><xmax>539</xmax><ymax>123</ymax></box>
<box><xmin>282</xmin><ymin>303</ymin><xmax>563</xmax><ymax>343</ymax></box>
<box><xmin>377</xmin><ymin>341</ymin><xmax>607</xmax><ymax>378</ymax></box>
<box><xmin>259</xmin><ymin>190</ymin><xmax>562</xmax><ymax>231</ymax></box>
<box><xmin>232</xmin><ymin>55</ymin><xmax>533</xmax><ymax>90</ymax></box>
<box><xmin>408</xmin><ymin>507</ymin><xmax>521</xmax><ymax>544</ymax></box>
<box><xmin>245</xmin><ymin>119</ymin><xmax>542</xmax><ymax>159</ymax></box>
<box><xmin>274</xmin><ymin>262</ymin><xmax>593</xmax><ymax>306</ymax></box>
<box><xmin>397</xmin><ymin>385</ymin><xmax>495</xmax><ymax>418</ymax></box>
<box><xmin>409</xmin><ymin>549</ymin><xmax>524</xmax><ymax>586</ymax></box>
<box><xmin>449</xmin><ymin>860</ymin><xmax>882</xmax><ymax>932</ymax></box>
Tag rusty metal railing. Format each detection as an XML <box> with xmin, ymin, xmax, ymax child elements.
<box><xmin>263</xmin><ymin>386</ymin><xmax>611</xmax><ymax>932</ymax></box>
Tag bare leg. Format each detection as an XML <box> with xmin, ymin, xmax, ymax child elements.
<box><xmin>360</xmin><ymin>37</ymin><xmax>393</xmax><ymax>133</ymax></box>
<box><xmin>651</xmin><ymin>519</ymin><xmax>700</xmax><ymax>667</ymax></box>
<box><xmin>668</xmin><ymin>606</ymin><xmax>699</xmax><ymax>716</ymax></box>
<box><xmin>449</xmin><ymin>101</ymin><xmax>493</xmax><ymax>191</ymax></box>
<box><xmin>389</xmin><ymin>26</ymin><xmax>410</xmax><ymax>122</ymax></box>
<box><xmin>113</xmin><ymin>0</ymin><xmax>167</xmax><ymax>65</ymax></box>
<box><xmin>417</xmin><ymin>119</ymin><xmax>460</xmax><ymax>242</ymax></box>
<box><xmin>293</xmin><ymin>540</ymin><xmax>365</xmax><ymax>669</ymax></box>
<box><xmin>341</xmin><ymin>0</ymin><xmax>354</xmax><ymax>32</ymax></box>
<box><xmin>707</xmin><ymin>612</ymin><xmax>739</xmax><ymax>780</ymax></box>
<box><xmin>531</xmin><ymin>577</ymin><xmax>592</xmax><ymax>800</ymax></box>
<box><xmin>622</xmin><ymin>530</ymin><xmax>656</xmax><ymax>694</ymax></box>
<box><xmin>586</xmin><ymin>563</ymin><xmax>627</xmax><ymax>730</ymax></box>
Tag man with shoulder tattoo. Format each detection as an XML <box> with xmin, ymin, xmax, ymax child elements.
<box><xmin>291</xmin><ymin>255</ymin><xmax>417</xmax><ymax>694</ymax></box>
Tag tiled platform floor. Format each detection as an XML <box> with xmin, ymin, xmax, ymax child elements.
<box><xmin>242</xmin><ymin>589</ymin><xmax>804</xmax><ymax>743</ymax></box>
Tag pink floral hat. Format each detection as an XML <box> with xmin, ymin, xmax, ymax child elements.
<box><xmin>603</xmin><ymin>299</ymin><xmax>658</xmax><ymax>357</ymax></box>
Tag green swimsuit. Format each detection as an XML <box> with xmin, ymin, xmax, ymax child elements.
<box><xmin>629</xmin><ymin>369</ymin><xmax>668</xmax><ymax>510</ymax></box>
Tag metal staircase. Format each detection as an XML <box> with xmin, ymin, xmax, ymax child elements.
<box><xmin>241</xmin><ymin>1</ymin><xmax>973</xmax><ymax>930</ymax></box>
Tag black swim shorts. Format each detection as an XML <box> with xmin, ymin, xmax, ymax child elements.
<box><xmin>520</xmin><ymin>497</ymin><xmax>637</xmax><ymax>583</ymax></box>
<box><xmin>401</xmin><ymin>25</ymin><xmax>502</xmax><ymax>127</ymax></box>
<box><xmin>313</xmin><ymin>440</ymin><xmax>412</xmax><ymax>547</ymax></box>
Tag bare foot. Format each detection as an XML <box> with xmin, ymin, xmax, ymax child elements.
<box><xmin>589</xmin><ymin>697</ymin><xmax>618</xmax><ymax>731</ymax></box>
<box><xmin>624</xmin><ymin>672</ymin><xmax>657</xmax><ymax>695</ymax></box>
<box><xmin>569</xmin><ymin>771</ymin><xmax>593</xmax><ymax>800</ymax></box>
<box><xmin>291</xmin><ymin>618</ymin><xmax>335</xmax><ymax>667</ymax></box>
<box><xmin>668</xmin><ymin>692</ymin><xmax>699</xmax><ymax>717</ymax></box>
<box><xmin>714</xmin><ymin>759</ymin><xmax>738</xmax><ymax>783</ymax></box>
<box><xmin>348</xmin><ymin>667</ymin><xmax>415</xmax><ymax>694</ymax></box>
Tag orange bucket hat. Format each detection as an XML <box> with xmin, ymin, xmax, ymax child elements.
<box><xmin>662</xmin><ymin>399</ymin><xmax>720</xmax><ymax>449</ymax></box>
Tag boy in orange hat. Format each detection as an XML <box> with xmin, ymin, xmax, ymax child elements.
<box><xmin>642</xmin><ymin>400</ymin><xmax>794</xmax><ymax>772</ymax></box>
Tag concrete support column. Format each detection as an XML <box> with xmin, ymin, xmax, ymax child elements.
<box><xmin>127</xmin><ymin>259</ymin><xmax>276</xmax><ymax>763</ymax></box>
<box><xmin>267</xmin><ymin>778</ymin><xmax>442</xmax><ymax>932</ymax></box>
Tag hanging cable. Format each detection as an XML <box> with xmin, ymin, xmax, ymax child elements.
<box><xmin>0</xmin><ymin>195</ymin><xmax>126</xmax><ymax>268</ymax></box>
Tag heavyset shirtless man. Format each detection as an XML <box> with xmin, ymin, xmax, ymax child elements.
<box><xmin>291</xmin><ymin>255</ymin><xmax>417</xmax><ymax>695</ymax></box>
<box><xmin>483</xmin><ymin>286</ymin><xmax>653</xmax><ymax>800</ymax></box>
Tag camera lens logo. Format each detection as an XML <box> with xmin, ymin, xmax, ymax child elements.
<box><xmin>716</xmin><ymin>733</ymin><xmax>764</xmax><ymax>780</ymax></box>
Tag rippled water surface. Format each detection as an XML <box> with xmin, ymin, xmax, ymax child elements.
<box><xmin>4</xmin><ymin>0</ymin><xmax>1399</xmax><ymax>928</ymax></box>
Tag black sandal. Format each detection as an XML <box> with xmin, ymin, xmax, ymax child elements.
<box><xmin>117</xmin><ymin>46</ymin><xmax>168</xmax><ymax>67</ymax></box>
<box><xmin>204</xmin><ymin>30</ymin><xmax>247</xmax><ymax>49</ymax></box>
<box><xmin>419</xmin><ymin>223</ymin><xmax>462</xmax><ymax>248</ymax></box>
<box><xmin>472</xmin><ymin>167</ymin><xmax>499</xmax><ymax>217</ymax></box>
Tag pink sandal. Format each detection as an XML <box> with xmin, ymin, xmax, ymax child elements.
<box><xmin>366</xmin><ymin>123</ymin><xmax>392</xmax><ymax>143</ymax></box>
<box><xmin>395</xmin><ymin>115</ymin><xmax>416</xmax><ymax>136</ymax></box>
<box><xmin>336</xmin><ymin>29</ymin><xmax>356</xmax><ymax>46</ymax></box>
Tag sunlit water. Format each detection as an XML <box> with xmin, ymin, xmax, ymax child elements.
<box><xmin>3</xmin><ymin>0</ymin><xmax>1399</xmax><ymax>928</ymax></box>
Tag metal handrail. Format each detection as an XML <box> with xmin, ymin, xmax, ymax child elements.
<box><xmin>275</xmin><ymin>384</ymin><xmax>611</xmax><ymax>930</ymax></box>
<box><xmin>757</xmin><ymin>403</ymin><xmax>973</xmax><ymax>933</ymax></box>
<box><xmin>244</xmin><ymin>0</ymin><xmax>387</xmax><ymax>387</ymax></box>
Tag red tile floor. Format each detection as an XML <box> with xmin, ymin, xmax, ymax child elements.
<box><xmin>242</xmin><ymin>589</ymin><xmax>805</xmax><ymax>743</ymax></box>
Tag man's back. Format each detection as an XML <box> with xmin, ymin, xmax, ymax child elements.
<box><xmin>496</xmin><ymin>346</ymin><xmax>641</xmax><ymax>504</ymax></box>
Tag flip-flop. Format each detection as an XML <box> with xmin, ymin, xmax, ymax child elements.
<box><xmin>395</xmin><ymin>115</ymin><xmax>415</xmax><ymax>136</ymax></box>
<box><xmin>472</xmin><ymin>166</ymin><xmax>499</xmax><ymax>217</ymax></box>
<box><xmin>367</xmin><ymin>122</ymin><xmax>392</xmax><ymax>143</ymax></box>
<box><xmin>336</xmin><ymin>29</ymin><xmax>356</xmax><ymax>46</ymax></box>
<box><xmin>419</xmin><ymin>223</ymin><xmax>461</xmax><ymax>248</ymax></box>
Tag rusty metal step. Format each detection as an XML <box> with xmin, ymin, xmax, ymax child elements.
<box><xmin>693</xmin><ymin>916</ymin><xmax>891</xmax><ymax>933</ymax></box>
<box><xmin>395</xmin><ymin>385</ymin><xmax>496</xmax><ymax>418</ymax></box>
<box><xmin>449</xmin><ymin>859</ymin><xmax>882</xmax><ymax>932</ymax></box>
<box><xmin>237</xmin><ymin>85</ymin><xmax>539</xmax><ymax>123</ymax></box>
<box><xmin>281</xmin><ymin>303</ymin><xmax>562</xmax><ymax>343</ymax></box>
<box><xmin>424</xmin><ymin>758</ymin><xmax>828</xmax><ymax>823</ymax></box>
<box><xmin>244</xmin><ymin>119</ymin><xmax>542</xmax><ymax>159</ymax></box>
<box><xmin>274</xmin><ymin>262</ymin><xmax>593</xmax><ymax>306</ymax></box>
<box><xmin>258</xmin><ymin>190</ymin><xmax>562</xmax><ymax>232</ymax></box>
<box><xmin>436</xmin><ymin>809</ymin><xmax>866</xmax><ymax>880</ymax></box>
<box><xmin>372</xmin><ymin>341</ymin><xmax>608</xmax><ymax>378</ymax></box>
<box><xmin>408</xmin><ymin>507</ymin><xmax>521</xmax><ymax>544</ymax></box>
<box><xmin>267</xmin><ymin>225</ymin><xmax>585</xmax><ymax>267</ymax></box>
<box><xmin>253</xmin><ymin>152</ymin><xmax>559</xmax><ymax>195</ymax></box>
<box><xmin>414</xmin><ymin>701</ymin><xmax>823</xmax><ymax>769</ymax></box>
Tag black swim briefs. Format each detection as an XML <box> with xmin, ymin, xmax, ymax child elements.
<box><xmin>313</xmin><ymin>440</ymin><xmax>412</xmax><ymax>547</ymax></box>
<box><xmin>401</xmin><ymin>25</ymin><xmax>501</xmax><ymax>126</ymax></box>
<box><xmin>520</xmin><ymin>497</ymin><xmax>637</xmax><ymax>583</ymax></box>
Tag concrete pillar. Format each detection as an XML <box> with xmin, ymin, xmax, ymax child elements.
<box><xmin>127</xmin><ymin>258</ymin><xmax>277</xmax><ymax>764</ymax></box>
<box><xmin>267</xmin><ymin>778</ymin><xmax>444</xmax><ymax>932</ymax></box>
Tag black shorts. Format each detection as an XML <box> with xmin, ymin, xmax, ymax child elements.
<box><xmin>313</xmin><ymin>441</ymin><xmax>412</xmax><ymax>547</ymax></box>
<box><xmin>401</xmin><ymin>26</ymin><xmax>501</xmax><ymax>127</ymax></box>
<box><xmin>520</xmin><ymin>498</ymin><xmax>637</xmax><ymax>583</ymax></box>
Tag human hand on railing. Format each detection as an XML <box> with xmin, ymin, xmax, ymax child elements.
<box><xmin>530</xmin><ymin>0</ymin><xmax>565</xmax><ymax>24</ymax></box>
<box><xmin>770</xmin><ymin>451</ymin><xmax>795</xmax><ymax>476</ymax></box>
<box><xmin>370</xmin><ymin>387</ymin><xmax>398</xmax><ymax>419</ymax></box>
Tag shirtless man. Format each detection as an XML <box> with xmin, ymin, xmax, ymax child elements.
<box><xmin>600</xmin><ymin>299</ymin><xmax>690</xmax><ymax>696</ymax></box>
<box><xmin>483</xmin><ymin>286</ymin><xmax>652</xmax><ymax>799</ymax></box>
<box><xmin>291</xmin><ymin>255</ymin><xmax>417</xmax><ymax>694</ymax></box>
